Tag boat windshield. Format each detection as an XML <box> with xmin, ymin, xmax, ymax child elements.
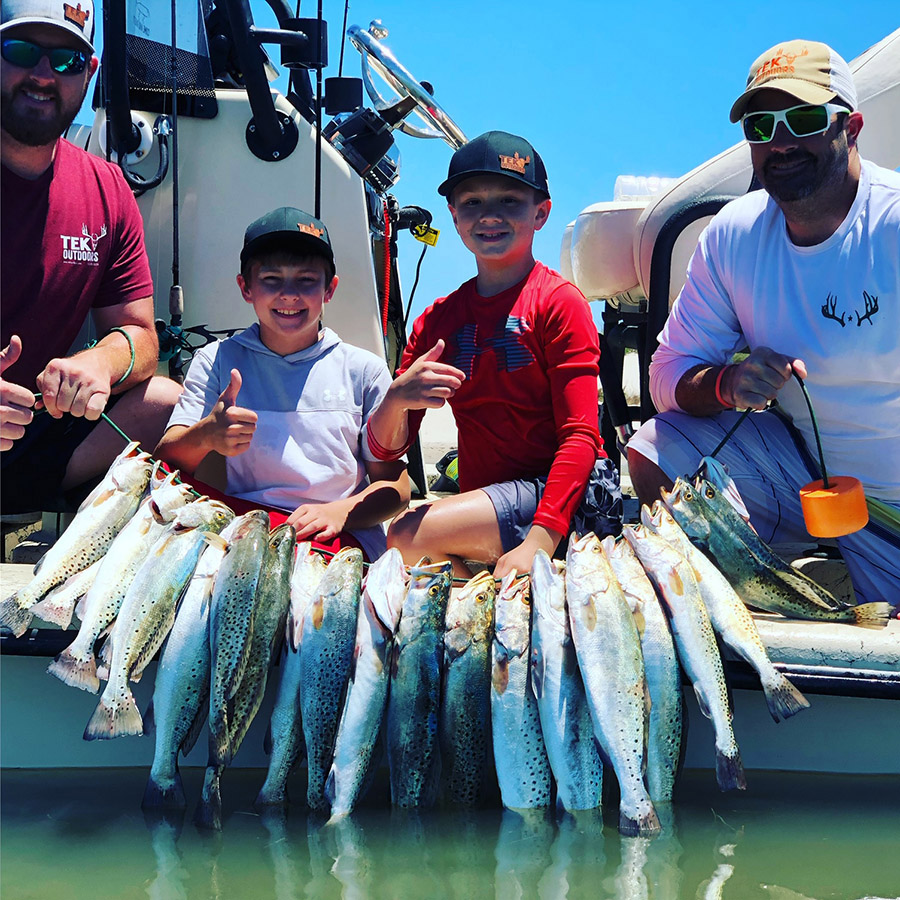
<box><xmin>123</xmin><ymin>0</ymin><xmax>217</xmax><ymax>119</ymax></box>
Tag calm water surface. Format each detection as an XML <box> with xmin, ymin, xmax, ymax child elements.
<box><xmin>2</xmin><ymin>769</ymin><xmax>898</xmax><ymax>900</ymax></box>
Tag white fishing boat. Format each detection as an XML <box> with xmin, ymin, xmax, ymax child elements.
<box><xmin>1</xmin><ymin>2</ymin><xmax>898</xmax><ymax>784</ymax></box>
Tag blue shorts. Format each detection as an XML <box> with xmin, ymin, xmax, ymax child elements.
<box><xmin>1</xmin><ymin>394</ymin><xmax>123</xmax><ymax>514</ymax></box>
<box><xmin>482</xmin><ymin>457</ymin><xmax>623</xmax><ymax>555</ymax></box>
<box><xmin>627</xmin><ymin>408</ymin><xmax>900</xmax><ymax>607</ymax></box>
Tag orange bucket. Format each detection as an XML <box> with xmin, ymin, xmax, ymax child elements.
<box><xmin>799</xmin><ymin>475</ymin><xmax>868</xmax><ymax>538</ymax></box>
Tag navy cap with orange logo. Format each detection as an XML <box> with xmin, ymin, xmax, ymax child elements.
<box><xmin>241</xmin><ymin>207</ymin><xmax>335</xmax><ymax>271</ymax></box>
<box><xmin>438</xmin><ymin>130</ymin><xmax>550</xmax><ymax>199</ymax></box>
<box><xmin>0</xmin><ymin>0</ymin><xmax>95</xmax><ymax>53</ymax></box>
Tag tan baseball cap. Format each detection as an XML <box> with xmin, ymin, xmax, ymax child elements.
<box><xmin>729</xmin><ymin>39</ymin><xmax>857</xmax><ymax>122</ymax></box>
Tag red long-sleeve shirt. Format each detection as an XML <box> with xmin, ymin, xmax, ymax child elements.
<box><xmin>398</xmin><ymin>263</ymin><xmax>604</xmax><ymax>535</ymax></box>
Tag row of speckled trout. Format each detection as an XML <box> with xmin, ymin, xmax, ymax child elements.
<box><xmin>1</xmin><ymin>445</ymin><xmax>890</xmax><ymax>837</ymax></box>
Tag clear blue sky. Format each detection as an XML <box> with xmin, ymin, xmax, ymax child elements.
<box><xmin>82</xmin><ymin>2</ymin><xmax>897</xmax><ymax>326</ymax></box>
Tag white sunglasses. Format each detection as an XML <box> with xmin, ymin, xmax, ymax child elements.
<box><xmin>741</xmin><ymin>102</ymin><xmax>850</xmax><ymax>143</ymax></box>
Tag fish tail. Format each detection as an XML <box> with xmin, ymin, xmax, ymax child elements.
<box><xmin>47</xmin><ymin>648</ymin><xmax>100</xmax><ymax>694</ymax></box>
<box><xmin>619</xmin><ymin>804</ymin><xmax>662</xmax><ymax>838</ymax></box>
<box><xmin>194</xmin><ymin>766</ymin><xmax>223</xmax><ymax>830</ymax></box>
<box><xmin>83</xmin><ymin>688</ymin><xmax>144</xmax><ymax>740</ymax></box>
<box><xmin>141</xmin><ymin>772</ymin><xmax>186</xmax><ymax>810</ymax></box>
<box><xmin>850</xmin><ymin>602</ymin><xmax>893</xmax><ymax>629</ymax></box>
<box><xmin>0</xmin><ymin>594</ymin><xmax>34</xmax><ymax>637</ymax></box>
<box><xmin>715</xmin><ymin>749</ymin><xmax>747</xmax><ymax>792</ymax></box>
<box><xmin>31</xmin><ymin>595</ymin><xmax>75</xmax><ymax>629</ymax></box>
<box><xmin>761</xmin><ymin>672</ymin><xmax>810</xmax><ymax>723</ymax></box>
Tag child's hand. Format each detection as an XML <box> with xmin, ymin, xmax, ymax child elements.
<box><xmin>390</xmin><ymin>340</ymin><xmax>465</xmax><ymax>411</ymax></box>
<box><xmin>287</xmin><ymin>498</ymin><xmax>353</xmax><ymax>541</ymax></box>
<box><xmin>205</xmin><ymin>368</ymin><xmax>257</xmax><ymax>456</ymax></box>
<box><xmin>493</xmin><ymin>526</ymin><xmax>562</xmax><ymax>580</ymax></box>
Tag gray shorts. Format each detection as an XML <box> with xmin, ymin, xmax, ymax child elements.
<box><xmin>627</xmin><ymin>408</ymin><xmax>900</xmax><ymax>606</ymax></box>
<box><xmin>482</xmin><ymin>457</ymin><xmax>623</xmax><ymax>555</ymax></box>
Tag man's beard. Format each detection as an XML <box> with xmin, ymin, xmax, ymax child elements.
<box><xmin>0</xmin><ymin>83</ymin><xmax>82</xmax><ymax>146</ymax></box>
<box><xmin>759</xmin><ymin>139</ymin><xmax>849</xmax><ymax>204</ymax></box>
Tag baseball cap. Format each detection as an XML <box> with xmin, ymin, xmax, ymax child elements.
<box><xmin>0</xmin><ymin>0</ymin><xmax>95</xmax><ymax>53</ymax></box>
<box><xmin>729</xmin><ymin>39</ymin><xmax>858</xmax><ymax>123</ymax></box>
<box><xmin>240</xmin><ymin>207</ymin><xmax>335</xmax><ymax>271</ymax></box>
<box><xmin>438</xmin><ymin>130</ymin><xmax>550</xmax><ymax>199</ymax></box>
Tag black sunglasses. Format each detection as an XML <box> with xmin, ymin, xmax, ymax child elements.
<box><xmin>1</xmin><ymin>38</ymin><xmax>88</xmax><ymax>75</ymax></box>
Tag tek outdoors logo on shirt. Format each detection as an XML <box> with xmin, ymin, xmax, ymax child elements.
<box><xmin>60</xmin><ymin>223</ymin><xmax>108</xmax><ymax>265</ymax></box>
<box><xmin>451</xmin><ymin>316</ymin><xmax>535</xmax><ymax>377</ymax></box>
<box><xmin>820</xmin><ymin>291</ymin><xmax>880</xmax><ymax>328</ymax></box>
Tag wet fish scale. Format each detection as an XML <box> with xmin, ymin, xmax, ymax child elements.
<box><xmin>441</xmin><ymin>570</ymin><xmax>496</xmax><ymax>806</ymax></box>
<box><xmin>299</xmin><ymin>546</ymin><xmax>364</xmax><ymax>811</ymax></box>
<box><xmin>387</xmin><ymin>560</ymin><xmax>452</xmax><ymax>808</ymax></box>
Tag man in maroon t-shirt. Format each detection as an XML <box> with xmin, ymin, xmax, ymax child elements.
<box><xmin>0</xmin><ymin>0</ymin><xmax>181</xmax><ymax>512</ymax></box>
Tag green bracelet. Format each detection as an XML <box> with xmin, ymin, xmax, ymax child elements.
<box><xmin>108</xmin><ymin>327</ymin><xmax>135</xmax><ymax>387</ymax></box>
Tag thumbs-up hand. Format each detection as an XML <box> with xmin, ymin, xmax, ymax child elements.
<box><xmin>0</xmin><ymin>336</ymin><xmax>36</xmax><ymax>451</ymax></box>
<box><xmin>205</xmin><ymin>368</ymin><xmax>257</xmax><ymax>456</ymax></box>
<box><xmin>389</xmin><ymin>340</ymin><xmax>465</xmax><ymax>411</ymax></box>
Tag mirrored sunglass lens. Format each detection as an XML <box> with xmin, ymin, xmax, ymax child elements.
<box><xmin>743</xmin><ymin>113</ymin><xmax>774</xmax><ymax>142</ymax></box>
<box><xmin>785</xmin><ymin>106</ymin><xmax>828</xmax><ymax>136</ymax></box>
<box><xmin>1</xmin><ymin>39</ymin><xmax>86</xmax><ymax>73</ymax></box>
<box><xmin>2</xmin><ymin>39</ymin><xmax>42</xmax><ymax>67</ymax></box>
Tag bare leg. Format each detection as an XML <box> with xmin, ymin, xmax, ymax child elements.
<box><xmin>626</xmin><ymin>447</ymin><xmax>674</xmax><ymax>510</ymax></box>
<box><xmin>62</xmin><ymin>376</ymin><xmax>182</xmax><ymax>489</ymax></box>
<box><xmin>388</xmin><ymin>489</ymin><xmax>503</xmax><ymax>579</ymax></box>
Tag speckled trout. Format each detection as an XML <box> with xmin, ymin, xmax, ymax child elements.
<box><xmin>0</xmin><ymin>443</ymin><xmax>152</xmax><ymax>637</ymax></box>
<box><xmin>625</xmin><ymin>524</ymin><xmax>746</xmax><ymax>792</ymax></box>
<box><xmin>83</xmin><ymin>499</ymin><xmax>233</xmax><ymax>741</ymax></box>
<box><xmin>299</xmin><ymin>546</ymin><xmax>364</xmax><ymax>812</ymax></box>
<box><xmin>48</xmin><ymin>463</ymin><xmax>193</xmax><ymax>692</ymax></box>
<box><xmin>386</xmin><ymin>559</ymin><xmax>451</xmax><ymax>809</ymax></box>
<box><xmin>666</xmin><ymin>476</ymin><xmax>891</xmax><ymax>627</ymax></box>
<box><xmin>603</xmin><ymin>534</ymin><xmax>682</xmax><ymax>804</ymax></box>
<box><xmin>644</xmin><ymin>502</ymin><xmax>809</xmax><ymax>722</ymax></box>
<box><xmin>440</xmin><ymin>569</ymin><xmax>496</xmax><ymax>807</ymax></box>
<box><xmin>566</xmin><ymin>533</ymin><xmax>660</xmax><ymax>835</ymax></box>
<box><xmin>30</xmin><ymin>559</ymin><xmax>101</xmax><ymax>631</ymax></box>
<box><xmin>255</xmin><ymin>543</ymin><xmax>327</xmax><ymax>809</ymax></box>
<box><xmin>141</xmin><ymin>520</ymin><xmax>233</xmax><ymax>810</ymax></box>
<box><xmin>529</xmin><ymin>551</ymin><xmax>602</xmax><ymax>811</ymax></box>
<box><xmin>326</xmin><ymin>547</ymin><xmax>407</xmax><ymax>818</ymax></box>
<box><xmin>491</xmin><ymin>570</ymin><xmax>553</xmax><ymax>811</ymax></box>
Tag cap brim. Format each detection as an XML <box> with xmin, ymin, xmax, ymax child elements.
<box><xmin>0</xmin><ymin>16</ymin><xmax>94</xmax><ymax>52</ymax></box>
<box><xmin>438</xmin><ymin>169</ymin><xmax>550</xmax><ymax>199</ymax></box>
<box><xmin>240</xmin><ymin>232</ymin><xmax>334</xmax><ymax>269</ymax></box>
<box><xmin>729</xmin><ymin>81</ymin><xmax>839</xmax><ymax>122</ymax></box>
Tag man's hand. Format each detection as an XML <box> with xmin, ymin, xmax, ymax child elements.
<box><xmin>36</xmin><ymin>352</ymin><xmax>116</xmax><ymax>420</ymax></box>
<box><xmin>723</xmin><ymin>346</ymin><xmax>807</xmax><ymax>410</ymax></box>
<box><xmin>203</xmin><ymin>369</ymin><xmax>257</xmax><ymax>457</ymax></box>
<box><xmin>388</xmin><ymin>340</ymin><xmax>465</xmax><ymax>412</ymax></box>
<box><xmin>0</xmin><ymin>337</ymin><xmax>36</xmax><ymax>451</ymax></box>
<box><xmin>287</xmin><ymin>498</ymin><xmax>354</xmax><ymax>541</ymax></box>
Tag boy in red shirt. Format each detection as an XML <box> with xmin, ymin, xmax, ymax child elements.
<box><xmin>368</xmin><ymin>131</ymin><xmax>621</xmax><ymax>577</ymax></box>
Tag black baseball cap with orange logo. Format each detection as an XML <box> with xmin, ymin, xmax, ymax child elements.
<box><xmin>438</xmin><ymin>131</ymin><xmax>550</xmax><ymax>199</ymax></box>
<box><xmin>240</xmin><ymin>207</ymin><xmax>335</xmax><ymax>272</ymax></box>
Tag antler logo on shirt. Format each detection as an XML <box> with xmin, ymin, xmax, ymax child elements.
<box><xmin>820</xmin><ymin>291</ymin><xmax>880</xmax><ymax>327</ymax></box>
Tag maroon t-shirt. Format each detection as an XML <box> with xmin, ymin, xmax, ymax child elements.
<box><xmin>1</xmin><ymin>139</ymin><xmax>153</xmax><ymax>389</ymax></box>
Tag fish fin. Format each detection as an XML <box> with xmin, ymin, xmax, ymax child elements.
<box><xmin>47</xmin><ymin>648</ymin><xmax>100</xmax><ymax>694</ymax></box>
<box><xmin>194</xmin><ymin>766</ymin><xmax>223</xmax><ymax>830</ymax></box>
<box><xmin>323</xmin><ymin>767</ymin><xmax>337</xmax><ymax>807</ymax></box>
<box><xmin>692</xmin><ymin>684</ymin><xmax>713</xmax><ymax>720</ymax></box>
<box><xmin>761</xmin><ymin>672</ymin><xmax>809</xmax><ymax>723</ymax></box>
<box><xmin>202</xmin><ymin>532</ymin><xmax>229</xmax><ymax>551</ymax></box>
<box><xmin>96</xmin><ymin>663</ymin><xmax>110</xmax><ymax>682</ymax></box>
<box><xmin>181</xmin><ymin>695</ymin><xmax>209</xmax><ymax>758</ymax></box>
<box><xmin>619</xmin><ymin>805</ymin><xmax>661</xmax><ymax>838</ymax></box>
<box><xmin>31</xmin><ymin>593</ymin><xmax>76</xmax><ymax>629</ymax></box>
<box><xmin>141</xmin><ymin>771</ymin><xmax>186</xmax><ymax>811</ymax></box>
<box><xmin>632</xmin><ymin>605</ymin><xmax>646</xmax><ymax>638</ymax></box>
<box><xmin>444</xmin><ymin>626</ymin><xmax>470</xmax><ymax>660</ymax></box>
<box><xmin>714</xmin><ymin>749</ymin><xmax>747</xmax><ymax>792</ymax></box>
<box><xmin>74</xmin><ymin>593</ymin><xmax>89</xmax><ymax>622</ymax></box>
<box><xmin>851</xmin><ymin>602</ymin><xmax>893</xmax><ymax>629</ymax></box>
<box><xmin>0</xmin><ymin>594</ymin><xmax>34</xmax><ymax>637</ymax></box>
<box><xmin>530</xmin><ymin>650</ymin><xmax>544</xmax><ymax>701</ymax></box>
<box><xmin>83</xmin><ymin>690</ymin><xmax>144</xmax><ymax>740</ymax></box>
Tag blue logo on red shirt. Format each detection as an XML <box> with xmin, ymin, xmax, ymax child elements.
<box><xmin>451</xmin><ymin>316</ymin><xmax>535</xmax><ymax>376</ymax></box>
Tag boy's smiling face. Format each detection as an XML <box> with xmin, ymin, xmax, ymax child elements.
<box><xmin>238</xmin><ymin>254</ymin><xmax>338</xmax><ymax>356</ymax></box>
<box><xmin>448</xmin><ymin>174</ymin><xmax>550</xmax><ymax>268</ymax></box>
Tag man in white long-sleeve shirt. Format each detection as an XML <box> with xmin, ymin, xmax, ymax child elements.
<box><xmin>627</xmin><ymin>39</ymin><xmax>900</xmax><ymax>608</ymax></box>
